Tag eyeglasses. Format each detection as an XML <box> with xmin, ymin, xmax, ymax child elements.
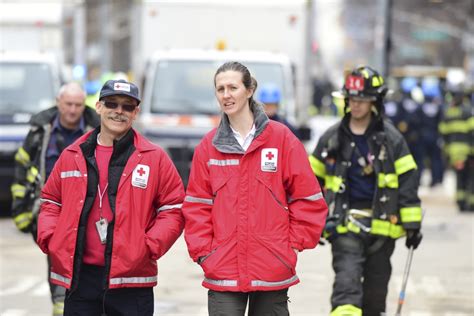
<box><xmin>102</xmin><ymin>101</ymin><xmax>138</xmax><ymax>112</ymax></box>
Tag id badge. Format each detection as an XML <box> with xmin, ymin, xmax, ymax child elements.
<box><xmin>95</xmin><ymin>218</ymin><xmax>108</xmax><ymax>244</ymax></box>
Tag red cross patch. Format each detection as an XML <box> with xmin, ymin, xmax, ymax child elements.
<box><xmin>132</xmin><ymin>164</ymin><xmax>150</xmax><ymax>189</ymax></box>
<box><xmin>261</xmin><ymin>148</ymin><xmax>278</xmax><ymax>172</ymax></box>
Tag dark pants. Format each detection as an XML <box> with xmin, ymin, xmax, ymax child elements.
<box><xmin>64</xmin><ymin>264</ymin><xmax>154</xmax><ymax>316</ymax></box>
<box><xmin>330</xmin><ymin>233</ymin><xmax>395</xmax><ymax>316</ymax></box>
<box><xmin>208</xmin><ymin>289</ymin><xmax>289</xmax><ymax>316</ymax></box>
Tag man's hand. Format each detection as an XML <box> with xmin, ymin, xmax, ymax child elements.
<box><xmin>405</xmin><ymin>229</ymin><xmax>422</xmax><ymax>249</ymax></box>
<box><xmin>13</xmin><ymin>211</ymin><xmax>33</xmax><ymax>233</ymax></box>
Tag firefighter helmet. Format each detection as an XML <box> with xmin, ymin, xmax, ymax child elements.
<box><xmin>342</xmin><ymin>66</ymin><xmax>388</xmax><ymax>114</ymax></box>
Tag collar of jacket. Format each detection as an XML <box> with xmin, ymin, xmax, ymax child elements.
<box><xmin>29</xmin><ymin>105</ymin><xmax>100</xmax><ymax>129</ymax></box>
<box><xmin>340</xmin><ymin>113</ymin><xmax>385</xmax><ymax>145</ymax></box>
<box><xmin>68</xmin><ymin>127</ymin><xmax>156</xmax><ymax>155</ymax></box>
<box><xmin>212</xmin><ymin>101</ymin><xmax>269</xmax><ymax>154</ymax></box>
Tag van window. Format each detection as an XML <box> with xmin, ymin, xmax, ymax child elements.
<box><xmin>149</xmin><ymin>60</ymin><xmax>285</xmax><ymax>115</ymax></box>
<box><xmin>0</xmin><ymin>62</ymin><xmax>56</xmax><ymax>114</ymax></box>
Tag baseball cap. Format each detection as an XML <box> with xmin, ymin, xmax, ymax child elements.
<box><xmin>99</xmin><ymin>79</ymin><xmax>141</xmax><ymax>104</ymax></box>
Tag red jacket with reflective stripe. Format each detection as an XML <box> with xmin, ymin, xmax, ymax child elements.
<box><xmin>183</xmin><ymin>114</ymin><xmax>328</xmax><ymax>292</ymax></box>
<box><xmin>37</xmin><ymin>129</ymin><xmax>184</xmax><ymax>289</ymax></box>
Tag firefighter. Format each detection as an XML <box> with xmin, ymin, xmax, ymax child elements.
<box><xmin>309</xmin><ymin>66</ymin><xmax>423</xmax><ymax>316</ymax></box>
<box><xmin>440</xmin><ymin>85</ymin><xmax>472</xmax><ymax>211</ymax></box>
<box><xmin>10</xmin><ymin>82</ymin><xmax>99</xmax><ymax>316</ymax></box>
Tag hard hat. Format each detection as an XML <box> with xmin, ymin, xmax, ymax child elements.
<box><xmin>400</xmin><ymin>77</ymin><xmax>417</xmax><ymax>94</ymax></box>
<box><xmin>342</xmin><ymin>65</ymin><xmax>387</xmax><ymax>114</ymax></box>
<box><xmin>421</xmin><ymin>77</ymin><xmax>441</xmax><ymax>99</ymax></box>
<box><xmin>258</xmin><ymin>84</ymin><xmax>281</xmax><ymax>104</ymax></box>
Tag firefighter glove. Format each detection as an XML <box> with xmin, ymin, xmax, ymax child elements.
<box><xmin>405</xmin><ymin>229</ymin><xmax>422</xmax><ymax>249</ymax></box>
<box><xmin>13</xmin><ymin>211</ymin><xmax>33</xmax><ymax>233</ymax></box>
<box><xmin>323</xmin><ymin>216</ymin><xmax>339</xmax><ymax>243</ymax></box>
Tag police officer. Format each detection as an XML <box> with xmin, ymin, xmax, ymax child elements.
<box><xmin>10</xmin><ymin>82</ymin><xmax>99</xmax><ymax>315</ymax></box>
<box><xmin>419</xmin><ymin>78</ymin><xmax>445</xmax><ymax>186</ymax></box>
<box><xmin>258</xmin><ymin>83</ymin><xmax>300</xmax><ymax>137</ymax></box>
<box><xmin>309</xmin><ymin>66</ymin><xmax>423</xmax><ymax>316</ymax></box>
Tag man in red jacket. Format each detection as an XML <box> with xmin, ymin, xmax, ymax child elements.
<box><xmin>37</xmin><ymin>79</ymin><xmax>185</xmax><ymax>315</ymax></box>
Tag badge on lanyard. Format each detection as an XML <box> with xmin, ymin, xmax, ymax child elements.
<box><xmin>95</xmin><ymin>218</ymin><xmax>108</xmax><ymax>244</ymax></box>
<box><xmin>261</xmin><ymin>148</ymin><xmax>278</xmax><ymax>172</ymax></box>
<box><xmin>132</xmin><ymin>164</ymin><xmax>150</xmax><ymax>188</ymax></box>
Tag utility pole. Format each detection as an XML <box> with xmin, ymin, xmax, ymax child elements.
<box><xmin>382</xmin><ymin>0</ymin><xmax>393</xmax><ymax>77</ymax></box>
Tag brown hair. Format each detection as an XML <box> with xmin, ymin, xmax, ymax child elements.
<box><xmin>214</xmin><ymin>61</ymin><xmax>258</xmax><ymax>105</ymax></box>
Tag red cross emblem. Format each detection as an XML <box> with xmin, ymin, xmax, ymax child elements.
<box><xmin>266</xmin><ymin>151</ymin><xmax>274</xmax><ymax>160</ymax></box>
<box><xmin>137</xmin><ymin>167</ymin><xmax>146</xmax><ymax>176</ymax></box>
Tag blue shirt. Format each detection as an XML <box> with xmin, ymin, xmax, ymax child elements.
<box><xmin>45</xmin><ymin>115</ymin><xmax>85</xmax><ymax>179</ymax></box>
<box><xmin>347</xmin><ymin>133</ymin><xmax>375</xmax><ymax>206</ymax></box>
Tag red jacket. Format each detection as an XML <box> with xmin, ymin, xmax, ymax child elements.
<box><xmin>37</xmin><ymin>129</ymin><xmax>184</xmax><ymax>289</ymax></box>
<box><xmin>183</xmin><ymin>107</ymin><xmax>328</xmax><ymax>292</ymax></box>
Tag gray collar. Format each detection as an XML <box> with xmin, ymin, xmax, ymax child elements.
<box><xmin>212</xmin><ymin>101</ymin><xmax>269</xmax><ymax>154</ymax></box>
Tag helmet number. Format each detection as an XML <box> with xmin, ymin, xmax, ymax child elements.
<box><xmin>345</xmin><ymin>75</ymin><xmax>364</xmax><ymax>91</ymax></box>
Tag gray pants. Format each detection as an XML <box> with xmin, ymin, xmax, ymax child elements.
<box><xmin>208</xmin><ymin>289</ymin><xmax>289</xmax><ymax>316</ymax></box>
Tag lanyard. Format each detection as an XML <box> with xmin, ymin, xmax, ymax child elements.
<box><xmin>97</xmin><ymin>183</ymin><xmax>109</xmax><ymax>218</ymax></box>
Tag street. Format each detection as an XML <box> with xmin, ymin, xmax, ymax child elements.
<box><xmin>0</xmin><ymin>171</ymin><xmax>473</xmax><ymax>316</ymax></box>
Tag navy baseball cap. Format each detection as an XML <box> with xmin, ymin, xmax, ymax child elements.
<box><xmin>99</xmin><ymin>79</ymin><xmax>141</xmax><ymax>104</ymax></box>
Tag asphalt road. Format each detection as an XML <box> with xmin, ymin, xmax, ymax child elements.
<box><xmin>0</xmin><ymin>171</ymin><xmax>473</xmax><ymax>315</ymax></box>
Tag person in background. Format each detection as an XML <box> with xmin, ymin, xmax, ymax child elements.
<box><xmin>36</xmin><ymin>79</ymin><xmax>185</xmax><ymax>315</ymax></box>
<box><xmin>183</xmin><ymin>61</ymin><xmax>328</xmax><ymax>316</ymax></box>
<box><xmin>309</xmin><ymin>66</ymin><xmax>422</xmax><ymax>316</ymax></box>
<box><xmin>419</xmin><ymin>78</ymin><xmax>445</xmax><ymax>186</ymax></box>
<box><xmin>257</xmin><ymin>83</ymin><xmax>300</xmax><ymax>137</ymax></box>
<box><xmin>10</xmin><ymin>82</ymin><xmax>99</xmax><ymax>316</ymax></box>
<box><xmin>439</xmin><ymin>85</ymin><xmax>472</xmax><ymax>211</ymax></box>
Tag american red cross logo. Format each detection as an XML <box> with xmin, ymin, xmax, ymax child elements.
<box><xmin>266</xmin><ymin>151</ymin><xmax>274</xmax><ymax>160</ymax></box>
<box><xmin>137</xmin><ymin>167</ymin><xmax>146</xmax><ymax>176</ymax></box>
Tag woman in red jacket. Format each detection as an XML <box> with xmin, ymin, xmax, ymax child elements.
<box><xmin>182</xmin><ymin>61</ymin><xmax>328</xmax><ymax>315</ymax></box>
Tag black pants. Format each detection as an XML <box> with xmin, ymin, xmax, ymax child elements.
<box><xmin>330</xmin><ymin>233</ymin><xmax>395</xmax><ymax>316</ymax></box>
<box><xmin>208</xmin><ymin>289</ymin><xmax>289</xmax><ymax>316</ymax></box>
<box><xmin>64</xmin><ymin>264</ymin><xmax>154</xmax><ymax>316</ymax></box>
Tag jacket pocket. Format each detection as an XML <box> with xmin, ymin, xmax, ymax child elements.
<box><xmin>256</xmin><ymin>174</ymin><xmax>288</xmax><ymax>212</ymax></box>
<box><xmin>200</xmin><ymin>235</ymin><xmax>237</xmax><ymax>280</ymax></box>
<box><xmin>252</xmin><ymin>234</ymin><xmax>296</xmax><ymax>276</ymax></box>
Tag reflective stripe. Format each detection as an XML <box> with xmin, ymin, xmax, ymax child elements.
<box><xmin>400</xmin><ymin>206</ymin><xmax>422</xmax><ymax>223</ymax></box>
<box><xmin>11</xmin><ymin>183</ymin><xmax>26</xmax><ymax>199</ymax></box>
<box><xmin>157</xmin><ymin>203</ymin><xmax>182</xmax><ymax>212</ymax></box>
<box><xmin>371</xmin><ymin>219</ymin><xmax>405</xmax><ymax>238</ymax></box>
<box><xmin>50</xmin><ymin>272</ymin><xmax>71</xmax><ymax>285</ymax></box>
<box><xmin>395</xmin><ymin>155</ymin><xmax>417</xmax><ymax>175</ymax></box>
<box><xmin>26</xmin><ymin>166</ymin><xmax>39</xmax><ymax>183</ymax></box>
<box><xmin>14</xmin><ymin>212</ymin><xmax>32</xmax><ymax>229</ymax></box>
<box><xmin>15</xmin><ymin>147</ymin><xmax>30</xmax><ymax>166</ymax></box>
<box><xmin>326</xmin><ymin>175</ymin><xmax>343</xmax><ymax>192</ymax></box>
<box><xmin>439</xmin><ymin>120</ymin><xmax>469</xmax><ymax>134</ymax></box>
<box><xmin>378</xmin><ymin>173</ymin><xmax>398</xmax><ymax>188</ymax></box>
<box><xmin>251</xmin><ymin>275</ymin><xmax>299</xmax><ymax>287</ymax></box>
<box><xmin>109</xmin><ymin>276</ymin><xmax>157</xmax><ymax>285</ymax></box>
<box><xmin>40</xmin><ymin>198</ymin><xmax>62</xmax><ymax>207</ymax></box>
<box><xmin>204</xmin><ymin>278</ymin><xmax>238</xmax><ymax>287</ymax></box>
<box><xmin>208</xmin><ymin>159</ymin><xmax>239</xmax><ymax>166</ymax></box>
<box><xmin>336</xmin><ymin>220</ymin><xmax>405</xmax><ymax>239</ymax></box>
<box><xmin>288</xmin><ymin>192</ymin><xmax>323</xmax><ymax>203</ymax></box>
<box><xmin>184</xmin><ymin>195</ymin><xmax>213</xmax><ymax>205</ymax></box>
<box><xmin>330</xmin><ymin>304</ymin><xmax>362</xmax><ymax>316</ymax></box>
<box><xmin>309</xmin><ymin>155</ymin><xmax>326</xmax><ymax>178</ymax></box>
<box><xmin>60</xmin><ymin>170</ymin><xmax>82</xmax><ymax>178</ymax></box>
